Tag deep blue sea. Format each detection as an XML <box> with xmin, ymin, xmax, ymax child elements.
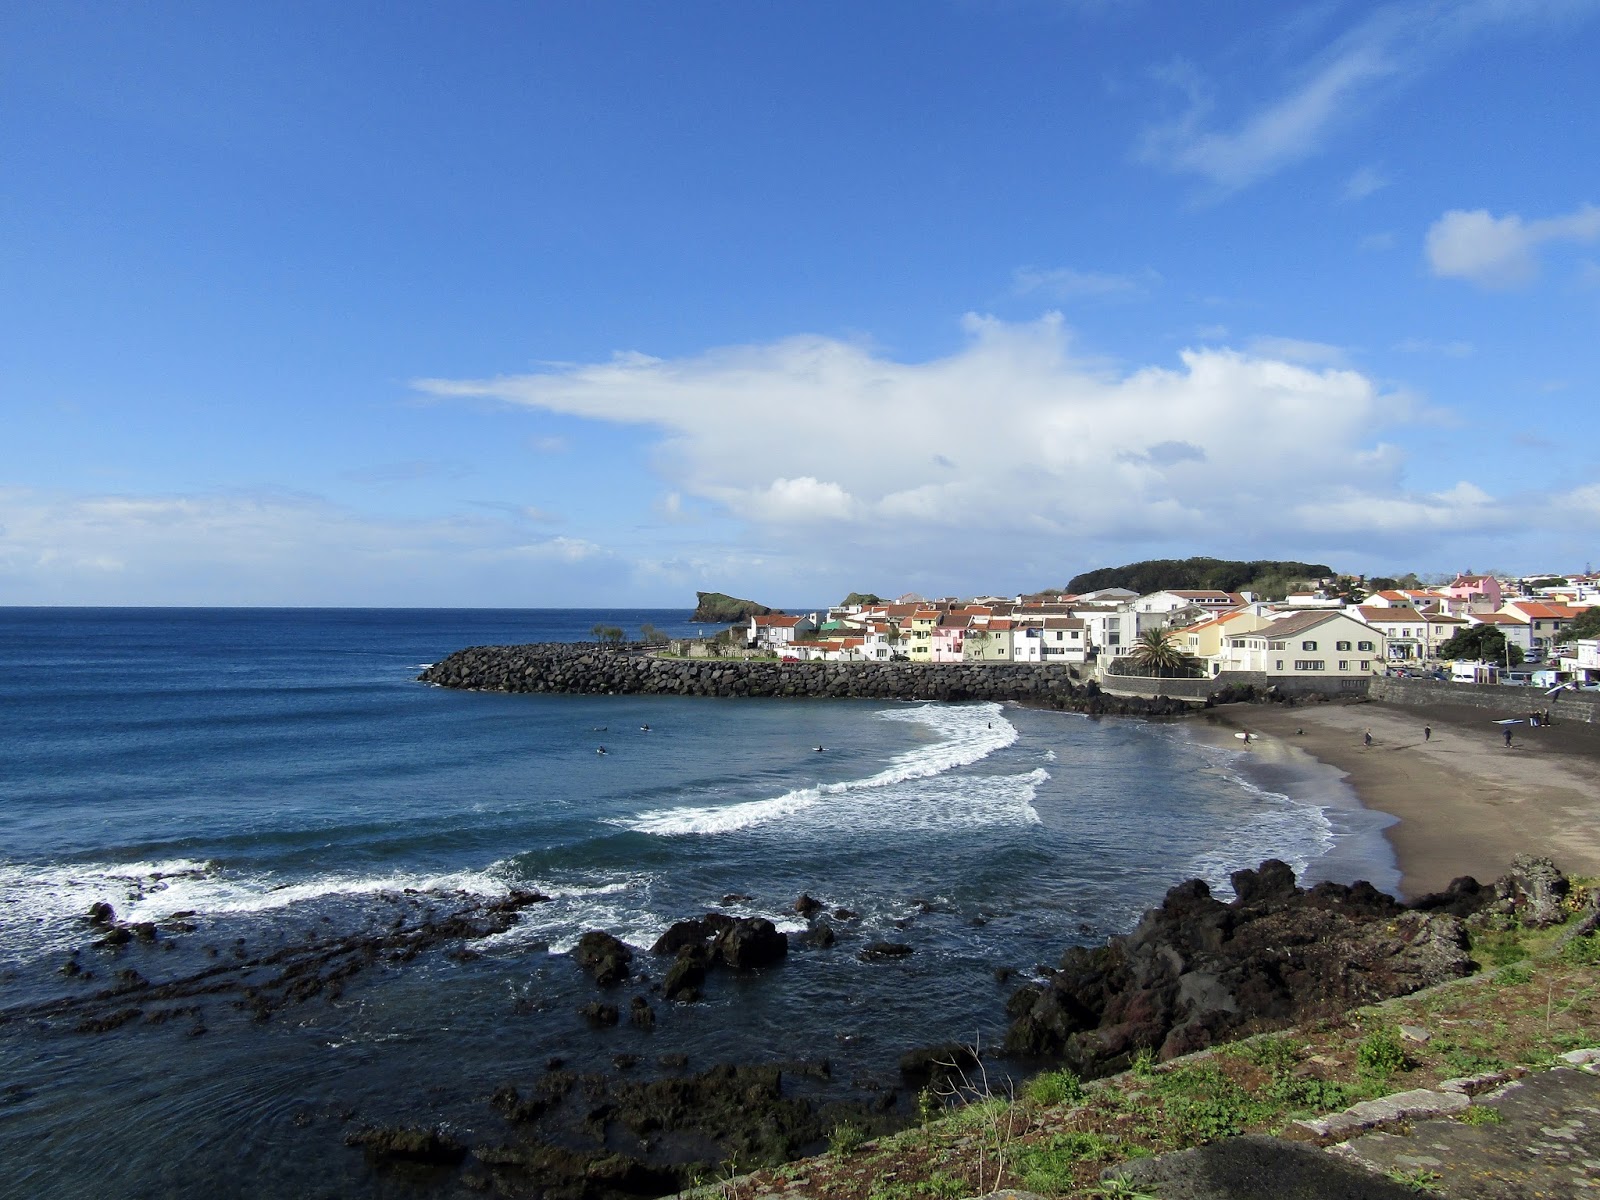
<box><xmin>0</xmin><ymin>608</ymin><xmax>1399</xmax><ymax>1198</ymax></box>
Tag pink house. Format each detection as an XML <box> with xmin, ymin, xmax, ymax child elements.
<box><xmin>930</xmin><ymin>613</ymin><xmax>972</xmax><ymax>662</ymax></box>
<box><xmin>1436</xmin><ymin>574</ymin><xmax>1503</xmax><ymax>614</ymax></box>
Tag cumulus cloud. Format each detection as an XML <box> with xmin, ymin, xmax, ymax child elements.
<box><xmin>414</xmin><ymin>313</ymin><xmax>1520</xmax><ymax>573</ymax></box>
<box><xmin>1426</xmin><ymin>203</ymin><xmax>1600</xmax><ymax>288</ymax></box>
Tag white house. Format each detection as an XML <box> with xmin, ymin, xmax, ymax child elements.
<box><xmin>1221</xmin><ymin>611</ymin><xmax>1384</xmax><ymax>678</ymax></box>
<box><xmin>1353</xmin><ymin>606</ymin><xmax>1430</xmax><ymax>661</ymax></box>
<box><xmin>1071</xmin><ymin>602</ymin><xmax>1133</xmax><ymax>658</ymax></box>
<box><xmin>746</xmin><ymin>614</ymin><xmax>816</xmax><ymax>651</ymax></box>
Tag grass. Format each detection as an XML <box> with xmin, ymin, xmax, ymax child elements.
<box><xmin>715</xmin><ymin>888</ymin><xmax>1600</xmax><ymax>1200</ymax></box>
<box><xmin>1023</xmin><ymin>1068</ymin><xmax>1086</xmax><ymax>1108</ymax></box>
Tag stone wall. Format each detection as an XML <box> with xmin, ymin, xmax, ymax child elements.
<box><xmin>1369</xmin><ymin>675</ymin><xmax>1600</xmax><ymax>724</ymax></box>
<box><xmin>416</xmin><ymin>645</ymin><xmax>1196</xmax><ymax>714</ymax></box>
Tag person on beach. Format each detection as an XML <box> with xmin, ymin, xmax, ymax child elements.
<box><xmin>1363</xmin><ymin>729</ymin><xmax>1373</xmax><ymax>748</ymax></box>
<box><xmin>1424</xmin><ymin>724</ymin><xmax>1432</xmax><ymax>742</ymax></box>
<box><xmin>1504</xmin><ymin>725</ymin><xmax>1514</xmax><ymax>748</ymax></box>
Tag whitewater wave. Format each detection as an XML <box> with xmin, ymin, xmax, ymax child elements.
<box><xmin>617</xmin><ymin>702</ymin><xmax>1024</xmax><ymax>837</ymax></box>
<box><xmin>1177</xmin><ymin>739</ymin><xmax>1338</xmax><ymax>899</ymax></box>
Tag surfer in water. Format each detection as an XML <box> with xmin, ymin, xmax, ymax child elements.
<box><xmin>813</xmin><ymin>745</ymin><xmax>826</xmax><ymax>752</ymax></box>
<box><xmin>640</xmin><ymin>724</ymin><xmax>651</xmax><ymax>732</ymax></box>
<box><xmin>596</xmin><ymin>746</ymin><xmax>607</xmax><ymax>755</ymax></box>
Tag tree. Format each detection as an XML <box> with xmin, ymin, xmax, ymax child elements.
<box><xmin>1556</xmin><ymin>607</ymin><xmax>1600</xmax><ymax>645</ymax></box>
<box><xmin>591</xmin><ymin>623</ymin><xmax>607</xmax><ymax>642</ymax></box>
<box><xmin>1127</xmin><ymin>627</ymin><xmax>1200</xmax><ymax>677</ymax></box>
<box><xmin>1438</xmin><ymin>626</ymin><xmax>1524</xmax><ymax>667</ymax></box>
<box><xmin>639</xmin><ymin>623</ymin><xmax>668</xmax><ymax>646</ymax></box>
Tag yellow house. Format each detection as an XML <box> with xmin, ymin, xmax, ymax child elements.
<box><xmin>1182</xmin><ymin>610</ymin><xmax>1269</xmax><ymax>671</ymax></box>
<box><xmin>907</xmin><ymin>608</ymin><xmax>940</xmax><ymax>662</ymax></box>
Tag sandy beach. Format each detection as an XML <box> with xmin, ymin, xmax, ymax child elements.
<box><xmin>1206</xmin><ymin>698</ymin><xmax>1600</xmax><ymax>898</ymax></box>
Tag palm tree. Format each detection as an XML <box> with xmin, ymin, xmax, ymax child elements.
<box><xmin>1128</xmin><ymin>627</ymin><xmax>1197</xmax><ymax>677</ymax></box>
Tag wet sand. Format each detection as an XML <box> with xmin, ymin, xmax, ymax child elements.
<box><xmin>1207</xmin><ymin>699</ymin><xmax>1600</xmax><ymax>898</ymax></box>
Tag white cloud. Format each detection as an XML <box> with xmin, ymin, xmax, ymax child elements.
<box><xmin>1394</xmin><ymin>337</ymin><xmax>1474</xmax><ymax>357</ymax></box>
<box><xmin>414</xmin><ymin>314</ymin><xmax>1520</xmax><ymax>573</ymax></box>
<box><xmin>1245</xmin><ymin>335</ymin><xmax>1350</xmax><ymax>366</ymax></box>
<box><xmin>1012</xmin><ymin>265</ymin><xmax>1158</xmax><ymax>301</ymax></box>
<box><xmin>1342</xmin><ymin>165</ymin><xmax>1390</xmax><ymax>202</ymax></box>
<box><xmin>1425</xmin><ymin>203</ymin><xmax>1600</xmax><ymax>288</ymax></box>
<box><xmin>0</xmin><ymin>487</ymin><xmax>615</xmax><ymax>605</ymax></box>
<box><xmin>1138</xmin><ymin>1</ymin><xmax>1599</xmax><ymax>195</ymax></box>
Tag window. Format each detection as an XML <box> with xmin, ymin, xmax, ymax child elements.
<box><xmin>1275</xmin><ymin>660</ymin><xmax>1284</xmax><ymax>671</ymax></box>
<box><xmin>1301</xmin><ymin>640</ymin><xmax>1318</xmax><ymax>651</ymax></box>
<box><xmin>1339</xmin><ymin>660</ymin><xmax>1349</xmax><ymax>671</ymax></box>
<box><xmin>1270</xmin><ymin>641</ymin><xmax>1286</xmax><ymax>651</ymax></box>
<box><xmin>1360</xmin><ymin>660</ymin><xmax>1370</xmax><ymax>671</ymax></box>
<box><xmin>1336</xmin><ymin>640</ymin><xmax>1352</xmax><ymax>651</ymax></box>
<box><xmin>1358</xmin><ymin>640</ymin><xmax>1374</xmax><ymax>651</ymax></box>
<box><xmin>1295</xmin><ymin>660</ymin><xmax>1326</xmax><ymax>671</ymax></box>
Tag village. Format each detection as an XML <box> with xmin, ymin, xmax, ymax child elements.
<box><xmin>676</xmin><ymin>571</ymin><xmax>1600</xmax><ymax>692</ymax></box>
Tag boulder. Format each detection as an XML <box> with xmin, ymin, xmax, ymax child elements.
<box><xmin>793</xmin><ymin>894</ymin><xmax>823</xmax><ymax>918</ymax></box>
<box><xmin>858</xmin><ymin>942</ymin><xmax>914</xmax><ymax>962</ymax></box>
<box><xmin>1496</xmin><ymin>854</ymin><xmax>1569</xmax><ymax>927</ymax></box>
<box><xmin>577</xmin><ymin>1001</ymin><xmax>619</xmax><ymax>1027</ymax></box>
<box><xmin>345</xmin><ymin>1125</ymin><xmax>467</xmax><ymax>1166</ymax></box>
<box><xmin>898</xmin><ymin>1042</ymin><xmax>978</xmax><ymax>1089</ymax></box>
<box><xmin>650</xmin><ymin>918</ymin><xmax>716</xmax><ymax>956</ymax></box>
<box><xmin>712</xmin><ymin>918</ymin><xmax>788</xmax><ymax>969</ymax></box>
<box><xmin>573</xmin><ymin>931</ymin><xmax>633</xmax><ymax>987</ymax></box>
<box><xmin>662</xmin><ymin>948</ymin><xmax>708</xmax><ymax>1002</ymax></box>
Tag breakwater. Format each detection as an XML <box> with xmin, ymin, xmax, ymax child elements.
<box><xmin>418</xmin><ymin>644</ymin><xmax>1200</xmax><ymax>714</ymax></box>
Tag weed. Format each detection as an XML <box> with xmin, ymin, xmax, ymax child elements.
<box><xmin>1130</xmin><ymin>1047</ymin><xmax>1158</xmax><ymax>1078</ymax></box>
<box><xmin>1016</xmin><ymin>1130</ymin><xmax>1121</xmax><ymax>1192</ymax></box>
<box><xmin>1264</xmin><ymin>1072</ymin><xmax>1357</xmax><ymax>1114</ymax></box>
<box><xmin>1561</xmin><ymin>933</ymin><xmax>1600</xmax><ymax>967</ymax></box>
<box><xmin>827</xmin><ymin>1122</ymin><xmax>866</xmax><ymax>1157</ymax></box>
<box><xmin>1231</xmin><ymin>1034</ymin><xmax>1301</xmax><ymax>1073</ymax></box>
<box><xmin>1023</xmin><ymin>1068</ymin><xmax>1085</xmax><ymax>1107</ymax></box>
<box><xmin>920</xmin><ymin>1172</ymin><xmax>963</xmax><ymax>1200</ymax></box>
<box><xmin>1385</xmin><ymin>1166</ymin><xmax>1443</xmax><ymax>1193</ymax></box>
<box><xmin>1497</xmin><ymin>964</ymin><xmax>1533</xmax><ymax>987</ymax></box>
<box><xmin>1460</xmin><ymin>1105</ymin><xmax>1503</xmax><ymax>1126</ymax></box>
<box><xmin>1356</xmin><ymin>1026</ymin><xmax>1408</xmax><ymax>1080</ymax></box>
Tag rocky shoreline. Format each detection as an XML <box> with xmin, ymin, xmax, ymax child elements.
<box><xmin>343</xmin><ymin>856</ymin><xmax>1569</xmax><ymax>1199</ymax></box>
<box><xmin>22</xmin><ymin>851</ymin><xmax>1573</xmax><ymax>1200</ymax></box>
<box><xmin>418</xmin><ymin>643</ymin><xmax>1208</xmax><ymax>716</ymax></box>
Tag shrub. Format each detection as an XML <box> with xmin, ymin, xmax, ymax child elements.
<box><xmin>1460</xmin><ymin>1105</ymin><xmax>1503</xmax><ymax>1126</ymax></box>
<box><xmin>827</xmin><ymin>1122</ymin><xmax>866</xmax><ymax>1156</ymax></box>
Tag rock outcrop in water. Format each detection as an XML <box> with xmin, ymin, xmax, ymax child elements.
<box><xmin>418</xmin><ymin>643</ymin><xmax>1204</xmax><ymax>715</ymax></box>
<box><xmin>1002</xmin><ymin>859</ymin><xmax>1496</xmax><ymax>1076</ymax></box>
<box><xmin>690</xmin><ymin>592</ymin><xmax>778</xmax><ymax>623</ymax></box>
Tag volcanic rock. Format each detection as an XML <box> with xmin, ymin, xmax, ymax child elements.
<box><xmin>712</xmin><ymin>917</ymin><xmax>788</xmax><ymax>969</ymax></box>
<box><xmin>573</xmin><ymin>931</ymin><xmax>633</xmax><ymax>987</ymax></box>
<box><xmin>1003</xmin><ymin>859</ymin><xmax>1474</xmax><ymax>1077</ymax></box>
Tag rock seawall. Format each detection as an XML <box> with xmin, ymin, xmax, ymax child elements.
<box><xmin>417</xmin><ymin>644</ymin><xmax>1200</xmax><ymax>714</ymax></box>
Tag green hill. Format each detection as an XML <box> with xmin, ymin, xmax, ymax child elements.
<box><xmin>1067</xmin><ymin>556</ymin><xmax>1334</xmax><ymax>599</ymax></box>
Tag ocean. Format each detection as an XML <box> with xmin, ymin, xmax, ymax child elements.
<box><xmin>0</xmin><ymin>608</ymin><xmax>1400</xmax><ymax>1198</ymax></box>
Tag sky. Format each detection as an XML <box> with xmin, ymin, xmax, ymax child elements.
<box><xmin>3</xmin><ymin>0</ymin><xmax>1599</xmax><ymax>607</ymax></box>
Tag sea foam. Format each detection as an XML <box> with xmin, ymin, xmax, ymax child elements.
<box><xmin>616</xmin><ymin>702</ymin><xmax>1024</xmax><ymax>837</ymax></box>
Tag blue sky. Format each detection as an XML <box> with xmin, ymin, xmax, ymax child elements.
<box><xmin>4</xmin><ymin>0</ymin><xmax>1598</xmax><ymax>606</ymax></box>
